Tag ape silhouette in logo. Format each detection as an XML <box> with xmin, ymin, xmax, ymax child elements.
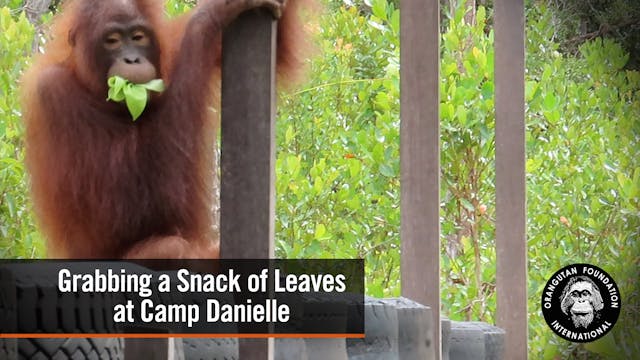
<box><xmin>560</xmin><ymin>276</ymin><xmax>603</xmax><ymax>329</ymax></box>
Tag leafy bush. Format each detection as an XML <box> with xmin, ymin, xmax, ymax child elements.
<box><xmin>439</xmin><ymin>5</ymin><xmax>497</xmax><ymax>323</ymax></box>
<box><xmin>0</xmin><ymin>1</ymin><xmax>637</xmax><ymax>358</ymax></box>
<box><xmin>0</xmin><ymin>7</ymin><xmax>42</xmax><ymax>258</ymax></box>
<box><xmin>278</xmin><ymin>1</ymin><xmax>639</xmax><ymax>357</ymax></box>
<box><xmin>526</xmin><ymin>5</ymin><xmax>639</xmax><ymax>358</ymax></box>
<box><xmin>543</xmin><ymin>0</ymin><xmax>640</xmax><ymax>70</ymax></box>
<box><xmin>276</xmin><ymin>0</ymin><xmax>401</xmax><ymax>298</ymax></box>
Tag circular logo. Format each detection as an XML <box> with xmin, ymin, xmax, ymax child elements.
<box><xmin>541</xmin><ymin>263</ymin><xmax>621</xmax><ymax>342</ymax></box>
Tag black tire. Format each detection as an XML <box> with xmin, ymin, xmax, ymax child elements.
<box><xmin>1</xmin><ymin>262</ymin><xmax>149</xmax><ymax>360</ymax></box>
<box><xmin>274</xmin><ymin>338</ymin><xmax>308</xmax><ymax>360</ymax></box>
<box><xmin>386</xmin><ymin>297</ymin><xmax>435</xmax><ymax>360</ymax></box>
<box><xmin>2</xmin><ymin>262</ymin><xmax>141</xmax><ymax>334</ymax></box>
<box><xmin>346</xmin><ymin>297</ymin><xmax>399</xmax><ymax>360</ymax></box>
<box><xmin>0</xmin><ymin>267</ymin><xmax>18</xmax><ymax>360</ymax></box>
<box><xmin>305</xmin><ymin>339</ymin><xmax>348</xmax><ymax>360</ymax></box>
<box><xmin>441</xmin><ymin>317</ymin><xmax>451</xmax><ymax>360</ymax></box>
<box><xmin>17</xmin><ymin>338</ymin><xmax>123</xmax><ymax>360</ymax></box>
<box><xmin>300</xmin><ymin>293</ymin><xmax>349</xmax><ymax>360</ymax></box>
<box><xmin>0</xmin><ymin>338</ymin><xmax>17</xmax><ymax>360</ymax></box>
<box><xmin>182</xmin><ymin>338</ymin><xmax>238</xmax><ymax>360</ymax></box>
<box><xmin>451</xmin><ymin>322</ymin><xmax>505</xmax><ymax>360</ymax></box>
<box><xmin>448</xmin><ymin>321</ymin><xmax>486</xmax><ymax>360</ymax></box>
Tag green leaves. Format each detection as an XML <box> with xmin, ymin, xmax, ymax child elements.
<box><xmin>107</xmin><ymin>76</ymin><xmax>165</xmax><ymax>121</ymax></box>
<box><xmin>0</xmin><ymin>6</ymin><xmax>43</xmax><ymax>258</ymax></box>
<box><xmin>0</xmin><ymin>3</ymin><xmax>638</xmax><ymax>358</ymax></box>
<box><xmin>527</xmin><ymin>8</ymin><xmax>640</xmax><ymax>359</ymax></box>
<box><xmin>275</xmin><ymin>0</ymin><xmax>401</xmax><ymax>293</ymax></box>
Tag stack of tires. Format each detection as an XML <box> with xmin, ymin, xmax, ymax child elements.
<box><xmin>1</xmin><ymin>263</ymin><xmax>503</xmax><ymax>359</ymax></box>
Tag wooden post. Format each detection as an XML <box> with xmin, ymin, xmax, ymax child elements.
<box><xmin>494</xmin><ymin>0</ymin><xmax>527</xmax><ymax>358</ymax></box>
<box><xmin>220</xmin><ymin>9</ymin><xmax>277</xmax><ymax>360</ymax></box>
<box><xmin>400</xmin><ymin>0</ymin><xmax>441</xmax><ymax>359</ymax></box>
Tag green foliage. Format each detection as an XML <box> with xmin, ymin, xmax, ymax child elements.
<box><xmin>0</xmin><ymin>1</ymin><xmax>637</xmax><ymax>358</ymax></box>
<box><xmin>165</xmin><ymin>0</ymin><xmax>197</xmax><ymax>17</ymax></box>
<box><xmin>543</xmin><ymin>0</ymin><xmax>640</xmax><ymax>69</ymax></box>
<box><xmin>276</xmin><ymin>0</ymin><xmax>401</xmax><ymax>297</ymax></box>
<box><xmin>0</xmin><ymin>7</ymin><xmax>43</xmax><ymax>257</ymax></box>
<box><xmin>526</xmin><ymin>6</ymin><xmax>640</xmax><ymax>358</ymax></box>
<box><xmin>278</xmin><ymin>1</ymin><xmax>639</xmax><ymax>357</ymax></box>
<box><xmin>0</xmin><ymin>1</ymin><xmax>22</xmax><ymax>10</ymax></box>
<box><xmin>439</xmin><ymin>4</ymin><xmax>497</xmax><ymax>323</ymax></box>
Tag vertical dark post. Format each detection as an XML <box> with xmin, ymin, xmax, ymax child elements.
<box><xmin>400</xmin><ymin>0</ymin><xmax>440</xmax><ymax>359</ymax></box>
<box><xmin>494</xmin><ymin>0</ymin><xmax>527</xmax><ymax>358</ymax></box>
<box><xmin>221</xmin><ymin>10</ymin><xmax>277</xmax><ymax>360</ymax></box>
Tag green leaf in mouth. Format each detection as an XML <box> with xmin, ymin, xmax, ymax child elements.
<box><xmin>107</xmin><ymin>76</ymin><xmax>165</xmax><ymax>121</ymax></box>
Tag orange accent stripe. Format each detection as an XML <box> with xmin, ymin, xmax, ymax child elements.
<box><xmin>0</xmin><ymin>333</ymin><xmax>365</xmax><ymax>339</ymax></box>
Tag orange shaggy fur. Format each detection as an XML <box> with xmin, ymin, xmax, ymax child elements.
<box><xmin>21</xmin><ymin>0</ymin><xmax>310</xmax><ymax>258</ymax></box>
